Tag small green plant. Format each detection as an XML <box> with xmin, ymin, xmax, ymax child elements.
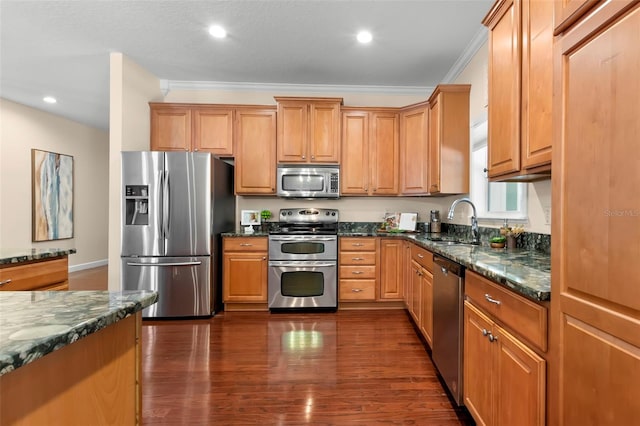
<box><xmin>260</xmin><ymin>210</ymin><xmax>272</xmax><ymax>221</ymax></box>
<box><xmin>490</xmin><ymin>236</ymin><xmax>506</xmax><ymax>243</ymax></box>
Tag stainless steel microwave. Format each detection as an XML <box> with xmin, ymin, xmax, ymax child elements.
<box><xmin>276</xmin><ymin>165</ymin><xmax>340</xmax><ymax>198</ymax></box>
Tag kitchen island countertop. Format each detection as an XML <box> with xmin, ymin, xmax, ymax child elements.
<box><xmin>0</xmin><ymin>248</ymin><xmax>77</xmax><ymax>266</ymax></box>
<box><xmin>0</xmin><ymin>290</ymin><xmax>158</xmax><ymax>376</ymax></box>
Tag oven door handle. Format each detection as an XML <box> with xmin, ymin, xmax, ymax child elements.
<box><xmin>269</xmin><ymin>262</ymin><xmax>336</xmax><ymax>268</ymax></box>
<box><xmin>269</xmin><ymin>236</ymin><xmax>336</xmax><ymax>242</ymax></box>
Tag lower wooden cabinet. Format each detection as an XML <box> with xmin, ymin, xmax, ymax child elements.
<box><xmin>464</xmin><ymin>301</ymin><xmax>546</xmax><ymax>426</ymax></box>
<box><xmin>378</xmin><ymin>238</ymin><xmax>403</xmax><ymax>300</ymax></box>
<box><xmin>222</xmin><ymin>237</ymin><xmax>268</xmax><ymax>309</ymax></box>
<box><xmin>418</xmin><ymin>266</ymin><xmax>433</xmax><ymax>347</ymax></box>
<box><xmin>339</xmin><ymin>237</ymin><xmax>377</xmax><ymax>302</ymax></box>
<box><xmin>0</xmin><ymin>257</ymin><xmax>69</xmax><ymax>291</ymax></box>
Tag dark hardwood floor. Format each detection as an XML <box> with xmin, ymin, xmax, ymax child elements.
<box><xmin>142</xmin><ymin>311</ymin><xmax>473</xmax><ymax>425</ymax></box>
<box><xmin>70</xmin><ymin>267</ymin><xmax>473</xmax><ymax>425</ymax></box>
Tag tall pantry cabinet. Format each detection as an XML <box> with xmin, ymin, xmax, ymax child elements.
<box><xmin>551</xmin><ymin>1</ymin><xmax>640</xmax><ymax>424</ymax></box>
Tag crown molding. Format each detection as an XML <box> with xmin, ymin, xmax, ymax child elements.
<box><xmin>161</xmin><ymin>79</ymin><xmax>433</xmax><ymax>97</ymax></box>
<box><xmin>441</xmin><ymin>27</ymin><xmax>488</xmax><ymax>84</ymax></box>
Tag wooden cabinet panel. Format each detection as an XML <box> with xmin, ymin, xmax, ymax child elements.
<box><xmin>370</xmin><ymin>112</ymin><xmax>399</xmax><ymax>195</ymax></box>
<box><xmin>553</xmin><ymin>0</ymin><xmax>601</xmax><ymax>33</ymax></box>
<box><xmin>552</xmin><ymin>3</ymin><xmax>640</xmax><ymax>424</ymax></box>
<box><xmin>339</xmin><ymin>279</ymin><xmax>376</xmax><ymax>300</ymax></box>
<box><xmin>340</xmin><ymin>265</ymin><xmax>376</xmax><ymax>280</ymax></box>
<box><xmin>410</xmin><ymin>244</ymin><xmax>433</xmax><ymax>272</ymax></box>
<box><xmin>0</xmin><ymin>257</ymin><xmax>68</xmax><ymax>291</ymax></box>
<box><xmin>409</xmin><ymin>260</ymin><xmax>422</xmax><ymax>325</ymax></box>
<box><xmin>485</xmin><ymin>0</ymin><xmax>521</xmax><ymax>178</ymax></box>
<box><xmin>419</xmin><ymin>268</ymin><xmax>433</xmax><ymax>347</ymax></box>
<box><xmin>339</xmin><ymin>251</ymin><xmax>376</xmax><ymax>265</ymax></box>
<box><xmin>235</xmin><ymin>108</ymin><xmax>276</xmax><ymax>194</ymax></box>
<box><xmin>193</xmin><ymin>108</ymin><xmax>233</xmax><ymax>155</ymax></box>
<box><xmin>464</xmin><ymin>302</ymin><xmax>494</xmax><ymax>425</ymax></box>
<box><xmin>400</xmin><ymin>103</ymin><xmax>429</xmax><ymax>194</ymax></box>
<box><xmin>341</xmin><ymin>112</ymin><xmax>369</xmax><ymax>194</ymax></box>
<box><xmin>466</xmin><ymin>270</ymin><xmax>547</xmax><ymax>351</ymax></box>
<box><xmin>483</xmin><ymin>0</ymin><xmax>553</xmax><ymax>181</ymax></box>
<box><xmin>276</xmin><ymin>97</ymin><xmax>342</xmax><ymax>164</ymax></box>
<box><xmin>464</xmin><ymin>301</ymin><xmax>545</xmax><ymax>426</ymax></box>
<box><xmin>427</xmin><ymin>85</ymin><xmax>470</xmax><ymax>195</ymax></box>
<box><xmin>222</xmin><ymin>237</ymin><xmax>268</xmax><ymax>304</ymax></box>
<box><xmin>379</xmin><ymin>239</ymin><xmax>403</xmax><ymax>300</ymax></box>
<box><xmin>340</xmin><ymin>237</ymin><xmax>377</xmax><ymax>251</ymax></box>
<box><xmin>150</xmin><ymin>105</ymin><xmax>191</xmax><ymax>151</ymax></box>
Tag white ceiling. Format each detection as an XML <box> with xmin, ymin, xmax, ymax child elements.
<box><xmin>0</xmin><ymin>0</ymin><xmax>492</xmax><ymax>131</ymax></box>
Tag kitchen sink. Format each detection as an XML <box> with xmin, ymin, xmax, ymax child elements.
<box><xmin>430</xmin><ymin>240</ymin><xmax>480</xmax><ymax>246</ymax></box>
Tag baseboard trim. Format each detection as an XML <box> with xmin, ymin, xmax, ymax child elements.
<box><xmin>69</xmin><ymin>259</ymin><xmax>108</xmax><ymax>273</ymax></box>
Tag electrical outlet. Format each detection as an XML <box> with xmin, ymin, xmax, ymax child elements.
<box><xmin>543</xmin><ymin>207</ymin><xmax>551</xmax><ymax>225</ymax></box>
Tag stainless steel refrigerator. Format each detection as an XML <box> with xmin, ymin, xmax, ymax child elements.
<box><xmin>120</xmin><ymin>151</ymin><xmax>235</xmax><ymax>318</ymax></box>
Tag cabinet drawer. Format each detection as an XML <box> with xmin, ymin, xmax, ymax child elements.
<box><xmin>0</xmin><ymin>258</ymin><xmax>68</xmax><ymax>291</ymax></box>
<box><xmin>411</xmin><ymin>245</ymin><xmax>433</xmax><ymax>272</ymax></box>
<box><xmin>465</xmin><ymin>270</ymin><xmax>548</xmax><ymax>352</ymax></box>
<box><xmin>340</xmin><ymin>265</ymin><xmax>376</xmax><ymax>279</ymax></box>
<box><xmin>339</xmin><ymin>251</ymin><xmax>376</xmax><ymax>265</ymax></box>
<box><xmin>223</xmin><ymin>237</ymin><xmax>268</xmax><ymax>251</ymax></box>
<box><xmin>340</xmin><ymin>237</ymin><xmax>376</xmax><ymax>251</ymax></box>
<box><xmin>339</xmin><ymin>279</ymin><xmax>376</xmax><ymax>300</ymax></box>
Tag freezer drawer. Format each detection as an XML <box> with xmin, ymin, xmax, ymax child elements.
<box><xmin>121</xmin><ymin>256</ymin><xmax>211</xmax><ymax>318</ymax></box>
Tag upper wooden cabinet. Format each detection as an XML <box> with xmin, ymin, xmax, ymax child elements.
<box><xmin>149</xmin><ymin>103</ymin><xmax>234</xmax><ymax>156</ymax></box>
<box><xmin>427</xmin><ymin>85</ymin><xmax>471</xmax><ymax>195</ymax></box>
<box><xmin>400</xmin><ymin>101</ymin><xmax>430</xmax><ymax>194</ymax></box>
<box><xmin>275</xmin><ymin>97</ymin><xmax>342</xmax><ymax>163</ymax></box>
<box><xmin>483</xmin><ymin>0</ymin><xmax>553</xmax><ymax>181</ymax></box>
<box><xmin>234</xmin><ymin>108</ymin><xmax>277</xmax><ymax>195</ymax></box>
<box><xmin>551</xmin><ymin>2</ymin><xmax>640</xmax><ymax>424</ymax></box>
<box><xmin>553</xmin><ymin>0</ymin><xmax>600</xmax><ymax>34</ymax></box>
<box><xmin>341</xmin><ymin>108</ymin><xmax>399</xmax><ymax>195</ymax></box>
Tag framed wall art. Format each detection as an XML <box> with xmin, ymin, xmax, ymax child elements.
<box><xmin>31</xmin><ymin>149</ymin><xmax>74</xmax><ymax>241</ymax></box>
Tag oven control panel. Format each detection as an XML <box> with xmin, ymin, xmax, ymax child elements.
<box><xmin>279</xmin><ymin>208</ymin><xmax>339</xmax><ymax>223</ymax></box>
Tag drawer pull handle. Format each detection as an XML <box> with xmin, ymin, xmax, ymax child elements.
<box><xmin>0</xmin><ymin>279</ymin><xmax>12</xmax><ymax>286</ymax></box>
<box><xmin>352</xmin><ymin>271</ymin><xmax>364</xmax><ymax>275</ymax></box>
<box><xmin>352</xmin><ymin>243</ymin><xmax>364</xmax><ymax>247</ymax></box>
<box><xmin>482</xmin><ymin>329</ymin><xmax>489</xmax><ymax>336</ymax></box>
<box><xmin>484</xmin><ymin>294</ymin><xmax>502</xmax><ymax>305</ymax></box>
<box><xmin>417</xmin><ymin>253</ymin><xmax>424</xmax><ymax>259</ymax></box>
<box><xmin>352</xmin><ymin>257</ymin><xmax>364</xmax><ymax>261</ymax></box>
<box><xmin>488</xmin><ymin>334</ymin><xmax>498</xmax><ymax>343</ymax></box>
<box><xmin>239</xmin><ymin>243</ymin><xmax>253</xmax><ymax>247</ymax></box>
<box><xmin>351</xmin><ymin>288</ymin><xmax>363</xmax><ymax>292</ymax></box>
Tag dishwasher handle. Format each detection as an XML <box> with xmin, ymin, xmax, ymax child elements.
<box><xmin>433</xmin><ymin>255</ymin><xmax>464</xmax><ymax>277</ymax></box>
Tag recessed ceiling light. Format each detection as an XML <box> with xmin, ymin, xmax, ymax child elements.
<box><xmin>43</xmin><ymin>96</ymin><xmax>57</xmax><ymax>104</ymax></box>
<box><xmin>357</xmin><ymin>30</ymin><xmax>373</xmax><ymax>44</ymax></box>
<box><xmin>208</xmin><ymin>25</ymin><xmax>227</xmax><ymax>39</ymax></box>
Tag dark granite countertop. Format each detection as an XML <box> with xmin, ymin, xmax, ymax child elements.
<box><xmin>0</xmin><ymin>290</ymin><xmax>158</xmax><ymax>376</ymax></box>
<box><xmin>0</xmin><ymin>248</ymin><xmax>77</xmax><ymax>266</ymax></box>
<box><xmin>222</xmin><ymin>231</ymin><xmax>550</xmax><ymax>302</ymax></box>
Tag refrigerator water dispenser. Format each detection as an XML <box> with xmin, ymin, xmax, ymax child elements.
<box><xmin>125</xmin><ymin>185</ymin><xmax>149</xmax><ymax>225</ymax></box>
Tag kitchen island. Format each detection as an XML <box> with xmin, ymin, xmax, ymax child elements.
<box><xmin>0</xmin><ymin>290</ymin><xmax>157</xmax><ymax>425</ymax></box>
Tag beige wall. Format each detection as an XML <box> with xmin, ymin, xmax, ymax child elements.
<box><xmin>108</xmin><ymin>53</ymin><xmax>163</xmax><ymax>290</ymax></box>
<box><xmin>0</xmin><ymin>99</ymin><xmax>109</xmax><ymax>269</ymax></box>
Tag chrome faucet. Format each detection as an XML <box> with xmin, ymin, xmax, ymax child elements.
<box><xmin>447</xmin><ymin>198</ymin><xmax>480</xmax><ymax>245</ymax></box>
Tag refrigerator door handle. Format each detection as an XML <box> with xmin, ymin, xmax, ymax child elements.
<box><xmin>163</xmin><ymin>170</ymin><xmax>170</xmax><ymax>242</ymax></box>
<box><xmin>158</xmin><ymin>170</ymin><xmax>164</xmax><ymax>238</ymax></box>
<box><xmin>126</xmin><ymin>261</ymin><xmax>203</xmax><ymax>267</ymax></box>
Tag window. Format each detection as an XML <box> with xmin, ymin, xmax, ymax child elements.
<box><xmin>469</xmin><ymin>118</ymin><xmax>527</xmax><ymax>220</ymax></box>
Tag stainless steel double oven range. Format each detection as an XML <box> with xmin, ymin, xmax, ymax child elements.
<box><xmin>268</xmin><ymin>208</ymin><xmax>339</xmax><ymax>310</ymax></box>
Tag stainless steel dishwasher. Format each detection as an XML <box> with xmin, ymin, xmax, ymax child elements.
<box><xmin>432</xmin><ymin>254</ymin><xmax>465</xmax><ymax>406</ymax></box>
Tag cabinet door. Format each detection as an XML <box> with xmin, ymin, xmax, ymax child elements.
<box><xmin>552</xmin><ymin>3</ymin><xmax>640</xmax><ymax>425</ymax></box>
<box><xmin>402</xmin><ymin>242</ymin><xmax>412</xmax><ymax>308</ymax></box>
<box><xmin>277</xmin><ymin>101</ymin><xmax>308</xmax><ymax>163</ymax></box>
<box><xmin>410</xmin><ymin>260</ymin><xmax>422</xmax><ymax>325</ymax></box>
<box><xmin>428</xmin><ymin>96</ymin><xmax>441</xmax><ymax>193</ymax></box>
<box><xmin>341</xmin><ymin>112</ymin><xmax>369</xmax><ymax>195</ymax></box>
<box><xmin>400</xmin><ymin>105</ymin><xmax>429</xmax><ymax>194</ymax></box>
<box><xmin>193</xmin><ymin>108</ymin><xmax>234</xmax><ymax>155</ymax></box>
<box><xmin>464</xmin><ymin>302</ymin><xmax>494</xmax><ymax>426</ymax></box>
<box><xmin>379</xmin><ymin>239</ymin><xmax>403</xmax><ymax>300</ymax></box>
<box><xmin>150</xmin><ymin>105</ymin><xmax>191</xmax><ymax>151</ymax></box>
<box><xmin>486</xmin><ymin>0</ymin><xmax>521</xmax><ymax>178</ymax></box>
<box><xmin>495</xmin><ymin>325</ymin><xmax>546</xmax><ymax>426</ymax></box>
<box><xmin>521</xmin><ymin>0</ymin><xmax>553</xmax><ymax>169</ymax></box>
<box><xmin>370</xmin><ymin>112</ymin><xmax>399</xmax><ymax>195</ymax></box>
<box><xmin>235</xmin><ymin>109</ymin><xmax>277</xmax><ymax>194</ymax></box>
<box><xmin>309</xmin><ymin>101</ymin><xmax>341</xmax><ymax>163</ymax></box>
<box><xmin>554</xmin><ymin>0</ymin><xmax>600</xmax><ymax>33</ymax></box>
<box><xmin>222</xmin><ymin>252</ymin><xmax>267</xmax><ymax>302</ymax></box>
<box><xmin>419</xmin><ymin>267</ymin><xmax>433</xmax><ymax>347</ymax></box>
